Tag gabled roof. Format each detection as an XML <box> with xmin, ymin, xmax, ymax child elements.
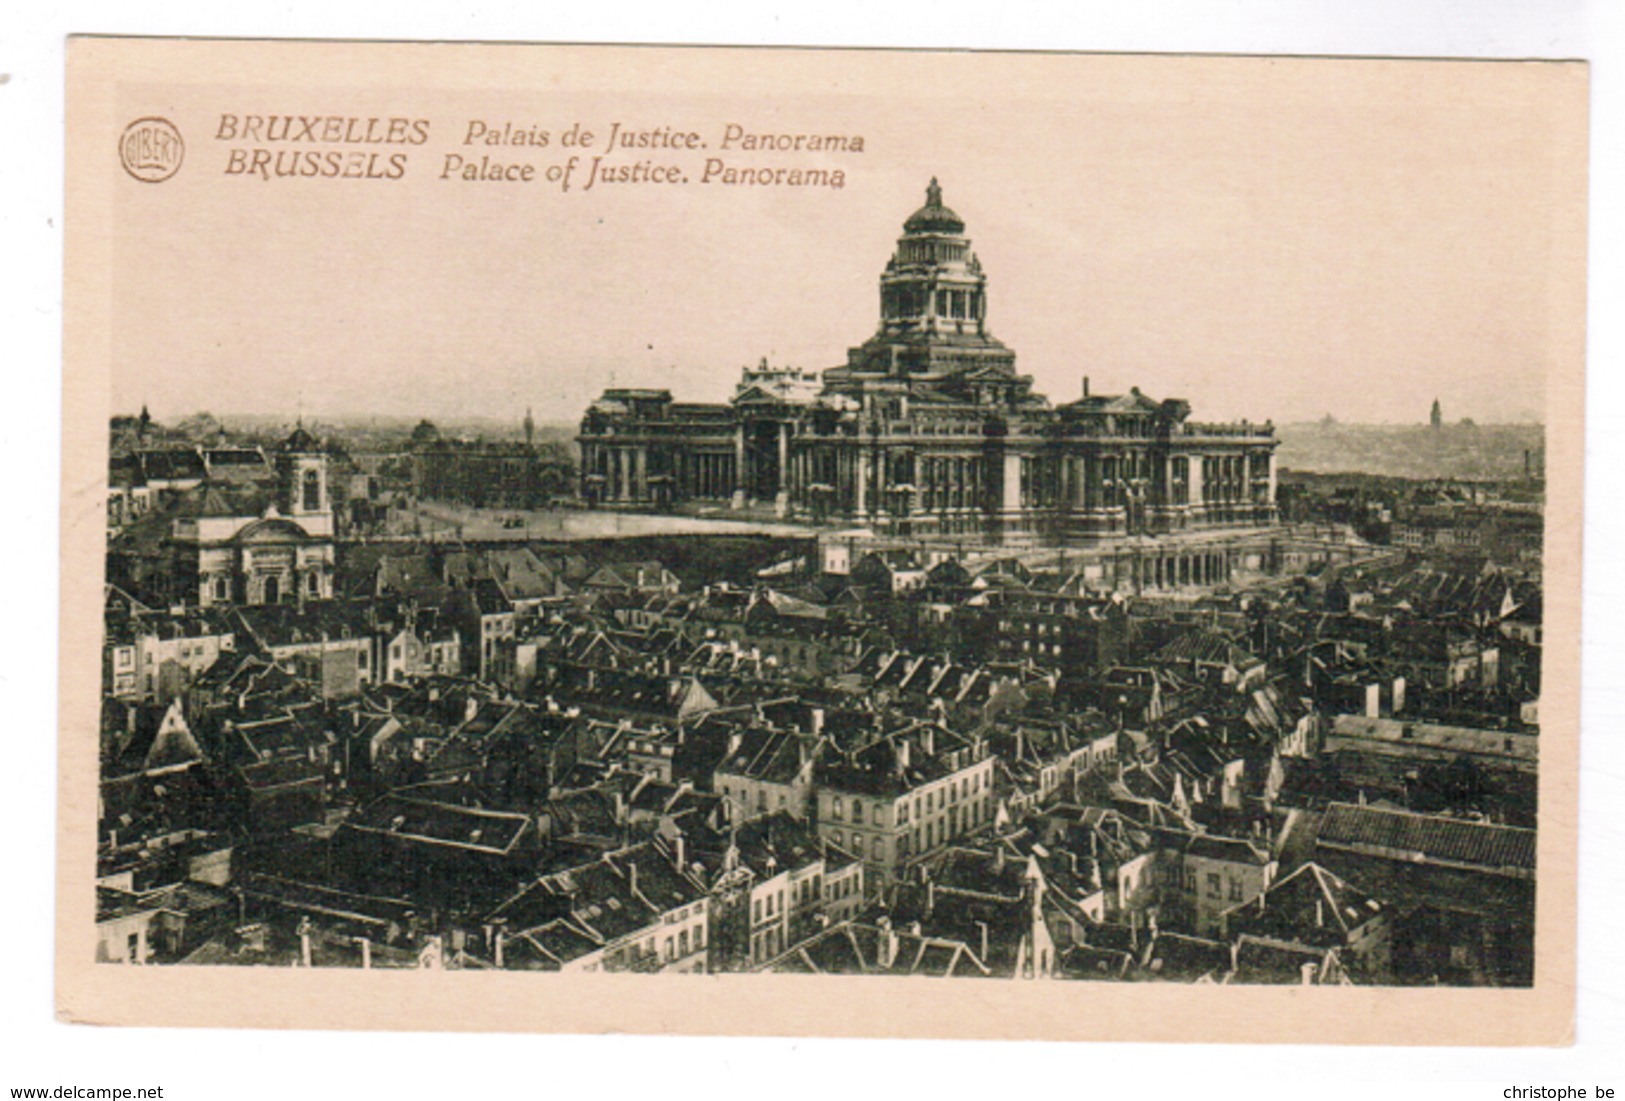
<box><xmin>1151</xmin><ymin>629</ymin><xmax>1261</xmax><ymax>671</ymax></box>
<box><xmin>136</xmin><ymin>448</ymin><xmax>207</xmax><ymax>483</ymax></box>
<box><xmin>715</xmin><ymin>726</ymin><xmax>815</xmax><ymax>786</ymax></box>
<box><xmin>1141</xmin><ymin>931</ymin><xmax>1231</xmax><ymax>982</ymax></box>
<box><xmin>1223</xmin><ymin>861</ymin><xmax>1385</xmax><ymax>943</ymax></box>
<box><xmin>1231</xmin><ymin>934</ymin><xmax>1345</xmax><ymax>985</ymax></box>
<box><xmin>758</xmin><ymin>921</ymin><xmax>993</xmax><ymax>978</ymax></box>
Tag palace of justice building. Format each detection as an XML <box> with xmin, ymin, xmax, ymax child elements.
<box><xmin>579</xmin><ymin>180</ymin><xmax>1280</xmax><ymax>567</ymax></box>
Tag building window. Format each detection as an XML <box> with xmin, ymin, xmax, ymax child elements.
<box><xmin>1228</xmin><ymin>878</ymin><xmax>1244</xmax><ymax>902</ymax></box>
<box><xmin>1207</xmin><ymin>873</ymin><xmax>1221</xmax><ymax>897</ymax></box>
<box><xmin>302</xmin><ymin>469</ymin><xmax>321</xmax><ymax>511</ymax></box>
<box><xmin>852</xmin><ymin>801</ymin><xmax>864</xmax><ymax>825</ymax></box>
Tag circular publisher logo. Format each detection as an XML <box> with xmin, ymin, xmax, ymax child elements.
<box><xmin>119</xmin><ymin>117</ymin><xmax>185</xmax><ymax>182</ymax></box>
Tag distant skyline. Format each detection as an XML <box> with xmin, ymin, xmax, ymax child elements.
<box><xmin>142</xmin><ymin>408</ymin><xmax>1540</xmax><ymax>434</ymax></box>
<box><xmin>112</xmin><ymin>53</ymin><xmax>1571</xmax><ymax>430</ymax></box>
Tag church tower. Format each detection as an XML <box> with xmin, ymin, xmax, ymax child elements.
<box><xmin>843</xmin><ymin>178</ymin><xmax>1016</xmax><ymax>379</ymax></box>
<box><xmin>1430</xmin><ymin>398</ymin><xmax>1442</xmax><ymax>429</ymax></box>
<box><xmin>275</xmin><ymin>424</ymin><xmax>333</xmax><ymax>536</ymax></box>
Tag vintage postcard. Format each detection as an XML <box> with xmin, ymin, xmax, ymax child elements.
<box><xmin>60</xmin><ymin>38</ymin><xmax>1587</xmax><ymax>1043</ymax></box>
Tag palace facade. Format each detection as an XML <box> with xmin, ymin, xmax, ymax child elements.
<box><xmin>579</xmin><ymin>180</ymin><xmax>1279</xmax><ymax>547</ymax></box>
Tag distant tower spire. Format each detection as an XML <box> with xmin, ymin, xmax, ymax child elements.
<box><xmin>137</xmin><ymin>402</ymin><xmax>152</xmax><ymax>442</ymax></box>
<box><xmin>1430</xmin><ymin>398</ymin><xmax>1442</xmax><ymax>429</ymax></box>
<box><xmin>524</xmin><ymin>406</ymin><xmax>535</xmax><ymax>447</ymax></box>
<box><xmin>925</xmin><ymin>176</ymin><xmax>942</xmax><ymax>207</ymax></box>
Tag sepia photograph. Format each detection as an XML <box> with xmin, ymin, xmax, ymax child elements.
<box><xmin>56</xmin><ymin>37</ymin><xmax>1587</xmax><ymax>1045</ymax></box>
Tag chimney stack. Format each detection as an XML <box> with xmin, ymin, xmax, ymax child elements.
<box><xmin>1082</xmin><ymin>376</ymin><xmax>1091</xmax><ymax>398</ymax></box>
<box><xmin>487</xmin><ymin>918</ymin><xmax>508</xmax><ymax>968</ymax></box>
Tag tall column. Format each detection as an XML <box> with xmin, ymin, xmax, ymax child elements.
<box><xmin>856</xmin><ymin>449</ymin><xmax>870</xmax><ymax>517</ymax></box>
<box><xmin>732</xmin><ymin>426</ymin><xmax>747</xmax><ymax>509</ymax></box>
<box><xmin>634</xmin><ymin>447</ymin><xmax>648</xmax><ymax>503</ymax></box>
<box><xmin>618</xmin><ymin>449</ymin><xmax>631</xmax><ymax>502</ymax></box>
<box><xmin>1003</xmin><ymin>452</ymin><xmax>1022</xmax><ymax>514</ymax></box>
<box><xmin>776</xmin><ymin>423</ymin><xmax>790</xmax><ymax>516</ymax></box>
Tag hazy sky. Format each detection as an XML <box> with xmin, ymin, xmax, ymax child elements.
<box><xmin>109</xmin><ymin>49</ymin><xmax>1583</xmax><ymax>428</ymax></box>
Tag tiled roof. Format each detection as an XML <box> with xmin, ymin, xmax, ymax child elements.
<box><xmin>1317</xmin><ymin>802</ymin><xmax>1535</xmax><ymax>873</ymax></box>
<box><xmin>1152</xmin><ymin>629</ymin><xmax>1261</xmax><ymax>670</ymax></box>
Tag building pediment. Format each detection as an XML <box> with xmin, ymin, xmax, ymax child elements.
<box><xmin>731</xmin><ymin>385</ymin><xmax>785</xmax><ymax>406</ymax></box>
<box><xmin>234</xmin><ymin>517</ymin><xmax>312</xmax><ymax>544</ymax></box>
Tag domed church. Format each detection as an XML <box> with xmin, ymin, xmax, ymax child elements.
<box><xmin>169</xmin><ymin>425</ymin><xmax>337</xmax><ymax>606</ymax></box>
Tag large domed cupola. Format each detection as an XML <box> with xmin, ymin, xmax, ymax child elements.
<box><xmin>903</xmin><ymin>177</ymin><xmax>966</xmax><ymax>235</ymax></box>
<box><xmin>840</xmin><ymin>178</ymin><xmax>1016</xmax><ymax>381</ymax></box>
